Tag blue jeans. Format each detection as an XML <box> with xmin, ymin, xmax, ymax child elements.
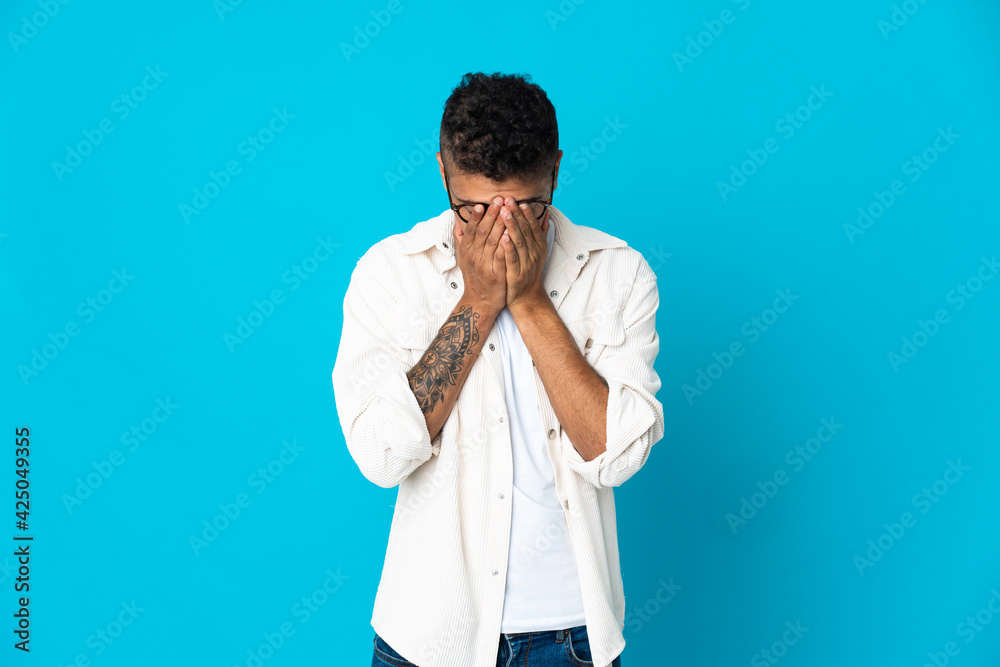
<box><xmin>372</xmin><ymin>625</ymin><xmax>622</xmax><ymax>666</ymax></box>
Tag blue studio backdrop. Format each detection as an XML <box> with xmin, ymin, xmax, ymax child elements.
<box><xmin>1</xmin><ymin>0</ymin><xmax>998</xmax><ymax>665</ymax></box>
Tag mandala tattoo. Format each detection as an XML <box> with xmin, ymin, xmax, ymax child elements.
<box><xmin>406</xmin><ymin>305</ymin><xmax>481</xmax><ymax>414</ymax></box>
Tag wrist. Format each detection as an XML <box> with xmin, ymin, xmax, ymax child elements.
<box><xmin>507</xmin><ymin>289</ymin><xmax>549</xmax><ymax>318</ymax></box>
<box><xmin>459</xmin><ymin>294</ymin><xmax>503</xmax><ymax>322</ymax></box>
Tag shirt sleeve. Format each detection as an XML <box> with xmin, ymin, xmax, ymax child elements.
<box><xmin>331</xmin><ymin>251</ymin><xmax>440</xmax><ymax>488</ymax></box>
<box><xmin>562</xmin><ymin>260</ymin><xmax>665</xmax><ymax>488</ymax></box>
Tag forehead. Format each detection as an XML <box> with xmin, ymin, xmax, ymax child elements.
<box><xmin>447</xmin><ymin>169</ymin><xmax>548</xmax><ymax>202</ymax></box>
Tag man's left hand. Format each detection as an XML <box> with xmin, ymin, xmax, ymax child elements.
<box><xmin>500</xmin><ymin>197</ymin><xmax>549</xmax><ymax>311</ymax></box>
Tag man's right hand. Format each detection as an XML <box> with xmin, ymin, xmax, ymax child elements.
<box><xmin>454</xmin><ymin>196</ymin><xmax>508</xmax><ymax>315</ymax></box>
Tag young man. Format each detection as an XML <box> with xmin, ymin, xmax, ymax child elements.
<box><xmin>332</xmin><ymin>72</ymin><xmax>664</xmax><ymax>667</ymax></box>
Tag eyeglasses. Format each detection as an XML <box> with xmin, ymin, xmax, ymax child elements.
<box><xmin>444</xmin><ymin>163</ymin><xmax>556</xmax><ymax>223</ymax></box>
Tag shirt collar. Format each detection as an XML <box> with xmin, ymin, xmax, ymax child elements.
<box><xmin>400</xmin><ymin>206</ymin><xmax>627</xmax><ymax>271</ymax></box>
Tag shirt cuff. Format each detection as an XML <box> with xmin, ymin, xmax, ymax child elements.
<box><xmin>372</xmin><ymin>366</ymin><xmax>436</xmax><ymax>464</ymax></box>
<box><xmin>563</xmin><ymin>377</ymin><xmax>661</xmax><ymax>488</ymax></box>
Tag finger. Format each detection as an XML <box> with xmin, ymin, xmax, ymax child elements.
<box><xmin>501</xmin><ymin>206</ymin><xmax>529</xmax><ymax>268</ymax></box>
<box><xmin>457</xmin><ymin>204</ymin><xmax>483</xmax><ymax>244</ymax></box>
<box><xmin>484</xmin><ymin>202</ymin><xmax>508</xmax><ymax>256</ymax></box>
<box><xmin>493</xmin><ymin>232</ymin><xmax>507</xmax><ymax>279</ymax></box>
<box><xmin>472</xmin><ymin>197</ymin><xmax>503</xmax><ymax>259</ymax></box>
<box><xmin>459</xmin><ymin>208</ymin><xmax>478</xmax><ymax>257</ymax></box>
<box><xmin>458</xmin><ymin>203</ymin><xmax>483</xmax><ymax>242</ymax></box>
<box><xmin>501</xmin><ymin>226</ymin><xmax>520</xmax><ymax>272</ymax></box>
<box><xmin>509</xmin><ymin>197</ymin><xmax>541</xmax><ymax>246</ymax></box>
<box><xmin>503</xmin><ymin>199</ymin><xmax>533</xmax><ymax>256</ymax></box>
<box><xmin>507</xmin><ymin>198</ymin><xmax>540</xmax><ymax>268</ymax></box>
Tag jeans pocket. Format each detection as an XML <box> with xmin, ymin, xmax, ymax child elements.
<box><xmin>372</xmin><ymin>633</ymin><xmax>419</xmax><ymax>667</ymax></box>
<box><xmin>565</xmin><ymin>625</ymin><xmax>594</xmax><ymax>666</ymax></box>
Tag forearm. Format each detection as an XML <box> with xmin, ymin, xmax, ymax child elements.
<box><xmin>510</xmin><ymin>297</ymin><xmax>609</xmax><ymax>462</ymax></box>
<box><xmin>406</xmin><ymin>296</ymin><xmax>498</xmax><ymax>443</ymax></box>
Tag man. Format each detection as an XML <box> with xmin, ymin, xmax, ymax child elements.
<box><xmin>332</xmin><ymin>72</ymin><xmax>664</xmax><ymax>667</ymax></box>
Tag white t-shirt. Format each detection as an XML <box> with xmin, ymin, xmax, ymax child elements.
<box><xmin>497</xmin><ymin>219</ymin><xmax>587</xmax><ymax>633</ymax></box>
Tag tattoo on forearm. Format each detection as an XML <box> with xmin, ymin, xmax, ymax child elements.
<box><xmin>406</xmin><ymin>305</ymin><xmax>481</xmax><ymax>414</ymax></box>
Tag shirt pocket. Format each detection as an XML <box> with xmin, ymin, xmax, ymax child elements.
<box><xmin>574</xmin><ymin>309</ymin><xmax>626</xmax><ymax>368</ymax></box>
<box><xmin>395</xmin><ymin>303</ymin><xmax>441</xmax><ymax>363</ymax></box>
<box><xmin>392</xmin><ymin>304</ymin><xmax>445</xmax><ymax>455</ymax></box>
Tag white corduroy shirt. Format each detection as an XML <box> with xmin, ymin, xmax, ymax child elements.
<box><xmin>331</xmin><ymin>206</ymin><xmax>664</xmax><ymax>667</ymax></box>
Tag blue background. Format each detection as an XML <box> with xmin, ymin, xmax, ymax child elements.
<box><xmin>2</xmin><ymin>0</ymin><xmax>998</xmax><ymax>665</ymax></box>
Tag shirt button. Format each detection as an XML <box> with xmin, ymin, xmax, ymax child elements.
<box><xmin>450</xmin><ymin>281</ymin><xmax>458</xmax><ymax>289</ymax></box>
<box><xmin>548</xmin><ymin>429</ymin><xmax>556</xmax><ymax>439</ymax></box>
<box><xmin>498</xmin><ymin>492</ymin><xmax>504</xmax><ymax>499</ymax></box>
<box><xmin>489</xmin><ymin>343</ymin><xmax>495</xmax><ymax>351</ymax></box>
<box><xmin>443</xmin><ymin>242</ymin><xmax>449</xmax><ymax>248</ymax></box>
<box><xmin>576</xmin><ymin>253</ymin><xmax>584</xmax><ymax>260</ymax></box>
<box><xmin>492</xmin><ymin>569</ymin><xmax>499</xmax><ymax>576</ymax></box>
<box><xmin>550</xmin><ymin>290</ymin><xmax>559</xmax><ymax>298</ymax></box>
<box><xmin>499</xmin><ymin>417</ymin><xmax>504</xmax><ymax>423</ymax></box>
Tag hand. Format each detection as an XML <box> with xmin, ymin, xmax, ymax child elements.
<box><xmin>499</xmin><ymin>197</ymin><xmax>550</xmax><ymax>310</ymax></box>
<box><xmin>454</xmin><ymin>196</ymin><xmax>508</xmax><ymax>315</ymax></box>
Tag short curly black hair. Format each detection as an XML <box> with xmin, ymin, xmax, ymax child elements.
<box><xmin>440</xmin><ymin>72</ymin><xmax>558</xmax><ymax>184</ymax></box>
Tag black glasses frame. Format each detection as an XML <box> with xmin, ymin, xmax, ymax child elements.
<box><xmin>444</xmin><ymin>163</ymin><xmax>556</xmax><ymax>223</ymax></box>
